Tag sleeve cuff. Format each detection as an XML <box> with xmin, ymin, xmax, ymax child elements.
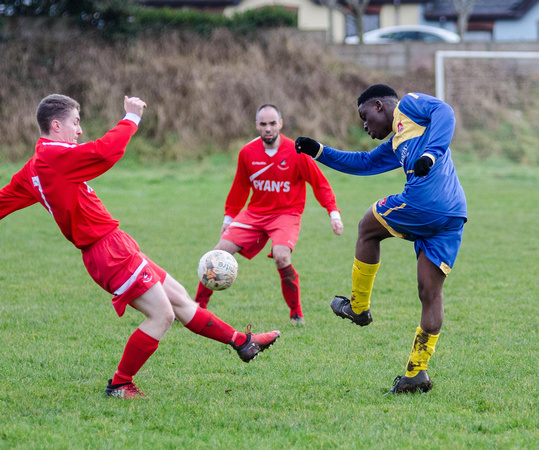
<box><xmin>313</xmin><ymin>144</ymin><xmax>324</xmax><ymax>160</ymax></box>
<box><xmin>330</xmin><ymin>210</ymin><xmax>341</xmax><ymax>220</ymax></box>
<box><xmin>223</xmin><ymin>215</ymin><xmax>233</xmax><ymax>225</ymax></box>
<box><xmin>421</xmin><ymin>153</ymin><xmax>436</xmax><ymax>165</ymax></box>
<box><xmin>123</xmin><ymin>113</ymin><xmax>141</xmax><ymax>126</ymax></box>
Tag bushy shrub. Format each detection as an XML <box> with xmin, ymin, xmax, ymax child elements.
<box><xmin>0</xmin><ymin>0</ymin><xmax>136</xmax><ymax>38</ymax></box>
<box><xmin>0</xmin><ymin>1</ymin><xmax>297</xmax><ymax>39</ymax></box>
<box><xmin>228</xmin><ymin>6</ymin><xmax>297</xmax><ymax>32</ymax></box>
<box><xmin>134</xmin><ymin>7</ymin><xmax>228</xmax><ymax>35</ymax></box>
<box><xmin>133</xmin><ymin>6</ymin><xmax>297</xmax><ymax>35</ymax></box>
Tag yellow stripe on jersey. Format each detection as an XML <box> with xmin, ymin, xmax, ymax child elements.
<box><xmin>392</xmin><ymin>108</ymin><xmax>426</xmax><ymax>151</ymax></box>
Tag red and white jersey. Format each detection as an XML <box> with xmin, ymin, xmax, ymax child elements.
<box><xmin>225</xmin><ymin>134</ymin><xmax>339</xmax><ymax>217</ymax></box>
<box><xmin>0</xmin><ymin>119</ymin><xmax>138</xmax><ymax>249</ymax></box>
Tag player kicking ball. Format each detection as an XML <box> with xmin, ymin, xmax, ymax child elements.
<box><xmin>295</xmin><ymin>84</ymin><xmax>467</xmax><ymax>394</ymax></box>
<box><xmin>0</xmin><ymin>94</ymin><xmax>280</xmax><ymax>399</ymax></box>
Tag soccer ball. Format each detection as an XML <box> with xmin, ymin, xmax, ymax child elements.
<box><xmin>197</xmin><ymin>250</ymin><xmax>239</xmax><ymax>291</ymax></box>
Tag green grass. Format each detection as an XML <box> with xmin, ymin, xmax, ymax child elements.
<box><xmin>0</xmin><ymin>155</ymin><xmax>537</xmax><ymax>449</ymax></box>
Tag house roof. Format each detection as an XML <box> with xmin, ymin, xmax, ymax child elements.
<box><xmin>368</xmin><ymin>0</ymin><xmax>429</xmax><ymax>4</ymax></box>
<box><xmin>140</xmin><ymin>0</ymin><xmax>538</xmax><ymax>19</ymax></box>
<box><xmin>423</xmin><ymin>0</ymin><xmax>539</xmax><ymax>21</ymax></box>
<box><xmin>141</xmin><ymin>0</ymin><xmax>241</xmax><ymax>8</ymax></box>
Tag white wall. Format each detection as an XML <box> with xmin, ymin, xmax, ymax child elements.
<box><xmin>224</xmin><ymin>0</ymin><xmax>346</xmax><ymax>43</ymax></box>
<box><xmin>422</xmin><ymin>2</ymin><xmax>539</xmax><ymax>42</ymax></box>
<box><xmin>493</xmin><ymin>2</ymin><xmax>539</xmax><ymax>42</ymax></box>
<box><xmin>379</xmin><ymin>4</ymin><xmax>421</xmax><ymax>27</ymax></box>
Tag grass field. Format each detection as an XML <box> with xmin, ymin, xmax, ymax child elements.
<box><xmin>0</xmin><ymin>155</ymin><xmax>537</xmax><ymax>449</ymax></box>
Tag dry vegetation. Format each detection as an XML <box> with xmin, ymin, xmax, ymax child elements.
<box><xmin>1</xmin><ymin>24</ymin><xmax>537</xmax><ymax>164</ymax></box>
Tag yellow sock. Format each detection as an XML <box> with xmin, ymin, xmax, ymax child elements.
<box><xmin>350</xmin><ymin>259</ymin><xmax>380</xmax><ymax>314</ymax></box>
<box><xmin>405</xmin><ymin>326</ymin><xmax>439</xmax><ymax>377</ymax></box>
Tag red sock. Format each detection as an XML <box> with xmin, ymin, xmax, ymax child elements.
<box><xmin>194</xmin><ymin>281</ymin><xmax>214</xmax><ymax>309</ymax></box>
<box><xmin>278</xmin><ymin>265</ymin><xmax>302</xmax><ymax>318</ymax></box>
<box><xmin>112</xmin><ymin>328</ymin><xmax>159</xmax><ymax>385</ymax></box>
<box><xmin>185</xmin><ymin>307</ymin><xmax>246</xmax><ymax>347</ymax></box>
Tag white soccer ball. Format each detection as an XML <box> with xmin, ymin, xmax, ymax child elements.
<box><xmin>197</xmin><ymin>250</ymin><xmax>239</xmax><ymax>291</ymax></box>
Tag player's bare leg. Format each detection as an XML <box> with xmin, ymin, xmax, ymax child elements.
<box><xmin>215</xmin><ymin>239</ymin><xmax>242</xmax><ymax>255</ymax></box>
<box><xmin>388</xmin><ymin>252</ymin><xmax>445</xmax><ymax>394</ymax></box>
<box><xmin>416</xmin><ymin>251</ymin><xmax>445</xmax><ymax>335</ymax></box>
<box><xmin>163</xmin><ymin>275</ymin><xmax>198</xmax><ymax>325</ymax></box>
<box><xmin>131</xmin><ymin>284</ymin><xmax>176</xmax><ymax>337</ymax></box>
<box><xmin>355</xmin><ymin>208</ymin><xmax>393</xmax><ymax>264</ymax></box>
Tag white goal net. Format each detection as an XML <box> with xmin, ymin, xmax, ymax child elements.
<box><xmin>435</xmin><ymin>50</ymin><xmax>539</xmax><ymax>128</ymax></box>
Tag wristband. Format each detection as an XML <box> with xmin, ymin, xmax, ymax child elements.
<box><xmin>314</xmin><ymin>144</ymin><xmax>324</xmax><ymax>160</ymax></box>
<box><xmin>123</xmin><ymin>113</ymin><xmax>141</xmax><ymax>126</ymax></box>
<box><xmin>421</xmin><ymin>153</ymin><xmax>435</xmax><ymax>165</ymax></box>
<box><xmin>330</xmin><ymin>211</ymin><xmax>341</xmax><ymax>220</ymax></box>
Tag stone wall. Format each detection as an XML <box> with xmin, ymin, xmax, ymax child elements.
<box><xmin>330</xmin><ymin>41</ymin><xmax>539</xmax><ymax>75</ymax></box>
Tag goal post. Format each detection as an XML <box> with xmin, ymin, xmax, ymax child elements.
<box><xmin>435</xmin><ymin>50</ymin><xmax>539</xmax><ymax>101</ymax></box>
<box><xmin>434</xmin><ymin>50</ymin><xmax>539</xmax><ymax>164</ymax></box>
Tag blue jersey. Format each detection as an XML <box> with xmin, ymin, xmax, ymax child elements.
<box><xmin>317</xmin><ymin>92</ymin><xmax>467</xmax><ymax>219</ymax></box>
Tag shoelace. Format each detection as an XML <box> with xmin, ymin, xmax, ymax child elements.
<box><xmin>382</xmin><ymin>376</ymin><xmax>403</xmax><ymax>397</ymax></box>
<box><xmin>231</xmin><ymin>324</ymin><xmax>253</xmax><ymax>350</ymax></box>
<box><xmin>124</xmin><ymin>383</ymin><xmax>143</xmax><ymax>395</ymax></box>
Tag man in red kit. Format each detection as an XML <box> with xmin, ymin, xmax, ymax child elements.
<box><xmin>195</xmin><ymin>104</ymin><xmax>343</xmax><ymax>326</ymax></box>
<box><xmin>0</xmin><ymin>94</ymin><xmax>280</xmax><ymax>399</ymax></box>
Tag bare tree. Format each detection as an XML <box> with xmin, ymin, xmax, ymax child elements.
<box><xmin>318</xmin><ymin>0</ymin><xmax>370</xmax><ymax>43</ymax></box>
<box><xmin>449</xmin><ymin>0</ymin><xmax>479</xmax><ymax>38</ymax></box>
<box><xmin>322</xmin><ymin>0</ymin><xmax>339</xmax><ymax>43</ymax></box>
<box><xmin>343</xmin><ymin>0</ymin><xmax>371</xmax><ymax>44</ymax></box>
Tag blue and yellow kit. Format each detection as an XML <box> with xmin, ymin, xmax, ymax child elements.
<box><xmin>316</xmin><ymin>92</ymin><xmax>467</xmax><ymax>274</ymax></box>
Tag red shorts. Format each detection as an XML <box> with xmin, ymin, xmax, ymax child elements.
<box><xmin>81</xmin><ymin>228</ymin><xmax>167</xmax><ymax>317</ymax></box>
<box><xmin>222</xmin><ymin>210</ymin><xmax>302</xmax><ymax>260</ymax></box>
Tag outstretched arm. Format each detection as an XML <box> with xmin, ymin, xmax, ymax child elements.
<box><xmin>296</xmin><ymin>137</ymin><xmax>401</xmax><ymax>176</ymax></box>
<box><xmin>0</xmin><ymin>173</ymin><xmax>38</xmax><ymax>220</ymax></box>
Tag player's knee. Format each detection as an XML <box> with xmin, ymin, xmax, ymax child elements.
<box><xmin>145</xmin><ymin>305</ymin><xmax>175</xmax><ymax>336</ymax></box>
<box><xmin>161</xmin><ymin>307</ymin><xmax>176</xmax><ymax>330</ymax></box>
<box><xmin>417</xmin><ymin>282</ymin><xmax>442</xmax><ymax>305</ymax></box>
<box><xmin>274</xmin><ymin>255</ymin><xmax>291</xmax><ymax>269</ymax></box>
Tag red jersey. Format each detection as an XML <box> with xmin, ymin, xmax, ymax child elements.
<box><xmin>225</xmin><ymin>134</ymin><xmax>339</xmax><ymax>217</ymax></box>
<box><xmin>0</xmin><ymin>119</ymin><xmax>137</xmax><ymax>249</ymax></box>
